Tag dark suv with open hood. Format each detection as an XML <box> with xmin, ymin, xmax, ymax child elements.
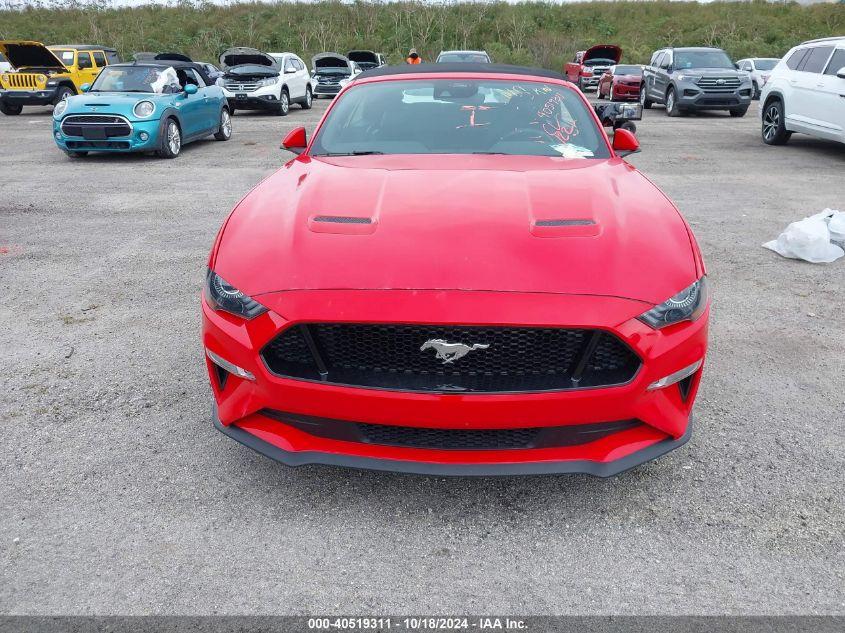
<box><xmin>347</xmin><ymin>50</ymin><xmax>385</xmax><ymax>71</ymax></box>
<box><xmin>641</xmin><ymin>47</ymin><xmax>753</xmax><ymax>117</ymax></box>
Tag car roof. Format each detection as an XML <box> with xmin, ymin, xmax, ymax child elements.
<box><xmin>665</xmin><ymin>47</ymin><xmax>726</xmax><ymax>52</ymax></box>
<box><xmin>801</xmin><ymin>36</ymin><xmax>845</xmax><ymax>46</ymax></box>
<box><xmin>49</xmin><ymin>44</ymin><xmax>118</xmax><ymax>52</ymax></box>
<box><xmin>438</xmin><ymin>50</ymin><xmax>488</xmax><ymax>55</ymax></box>
<box><xmin>358</xmin><ymin>63</ymin><xmax>565</xmax><ymax>81</ymax></box>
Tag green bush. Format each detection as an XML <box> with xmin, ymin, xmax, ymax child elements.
<box><xmin>0</xmin><ymin>0</ymin><xmax>842</xmax><ymax>68</ymax></box>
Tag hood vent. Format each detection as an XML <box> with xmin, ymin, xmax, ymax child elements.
<box><xmin>313</xmin><ymin>215</ymin><xmax>372</xmax><ymax>225</ymax></box>
<box><xmin>535</xmin><ymin>219</ymin><xmax>595</xmax><ymax>227</ymax></box>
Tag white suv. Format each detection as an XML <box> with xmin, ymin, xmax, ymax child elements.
<box><xmin>760</xmin><ymin>37</ymin><xmax>845</xmax><ymax>146</ymax></box>
<box><xmin>220</xmin><ymin>48</ymin><xmax>312</xmax><ymax>116</ymax></box>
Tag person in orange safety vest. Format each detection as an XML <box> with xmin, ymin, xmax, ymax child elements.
<box><xmin>406</xmin><ymin>49</ymin><xmax>422</xmax><ymax>64</ymax></box>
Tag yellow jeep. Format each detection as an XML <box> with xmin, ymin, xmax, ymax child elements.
<box><xmin>0</xmin><ymin>41</ymin><xmax>119</xmax><ymax>115</ymax></box>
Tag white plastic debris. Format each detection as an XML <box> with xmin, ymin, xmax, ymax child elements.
<box><xmin>763</xmin><ymin>209</ymin><xmax>844</xmax><ymax>264</ymax></box>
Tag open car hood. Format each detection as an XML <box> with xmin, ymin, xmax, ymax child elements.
<box><xmin>312</xmin><ymin>52</ymin><xmax>352</xmax><ymax>70</ymax></box>
<box><xmin>583</xmin><ymin>44</ymin><xmax>622</xmax><ymax>64</ymax></box>
<box><xmin>347</xmin><ymin>50</ymin><xmax>379</xmax><ymax>66</ymax></box>
<box><xmin>219</xmin><ymin>47</ymin><xmax>278</xmax><ymax>70</ymax></box>
<box><xmin>0</xmin><ymin>41</ymin><xmax>65</xmax><ymax>70</ymax></box>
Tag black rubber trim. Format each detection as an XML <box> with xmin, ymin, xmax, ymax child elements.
<box><xmin>212</xmin><ymin>404</ymin><xmax>692</xmax><ymax>478</ymax></box>
<box><xmin>357</xmin><ymin>63</ymin><xmax>566</xmax><ymax>82</ymax></box>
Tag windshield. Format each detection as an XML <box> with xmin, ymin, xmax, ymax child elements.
<box><xmin>754</xmin><ymin>59</ymin><xmax>778</xmax><ymax>71</ymax></box>
<box><xmin>310</xmin><ymin>79</ymin><xmax>608</xmax><ymax>159</ymax></box>
<box><xmin>91</xmin><ymin>66</ymin><xmax>181</xmax><ymax>93</ymax></box>
<box><xmin>438</xmin><ymin>53</ymin><xmax>490</xmax><ymax>63</ymax></box>
<box><xmin>674</xmin><ymin>50</ymin><xmax>734</xmax><ymax>70</ymax></box>
<box><xmin>53</xmin><ymin>50</ymin><xmax>74</xmax><ymax>67</ymax></box>
<box><xmin>614</xmin><ymin>65</ymin><xmax>642</xmax><ymax>76</ymax></box>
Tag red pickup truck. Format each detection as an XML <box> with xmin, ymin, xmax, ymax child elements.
<box><xmin>564</xmin><ymin>44</ymin><xmax>623</xmax><ymax>92</ymax></box>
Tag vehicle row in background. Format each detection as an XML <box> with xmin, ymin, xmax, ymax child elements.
<box><xmin>736</xmin><ymin>57</ymin><xmax>780</xmax><ymax>99</ymax></box>
<box><xmin>0</xmin><ymin>41</ymin><xmax>119</xmax><ymax>114</ymax></box>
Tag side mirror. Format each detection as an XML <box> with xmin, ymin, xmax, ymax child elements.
<box><xmin>184</xmin><ymin>83</ymin><xmax>198</xmax><ymax>95</ymax></box>
<box><xmin>281</xmin><ymin>126</ymin><xmax>307</xmax><ymax>154</ymax></box>
<box><xmin>837</xmin><ymin>67</ymin><xmax>845</xmax><ymax>79</ymax></box>
<box><xmin>80</xmin><ymin>83</ymin><xmax>91</xmax><ymax>93</ymax></box>
<box><xmin>734</xmin><ymin>63</ymin><xmax>740</xmax><ymax>69</ymax></box>
<box><xmin>612</xmin><ymin>128</ymin><xmax>640</xmax><ymax>157</ymax></box>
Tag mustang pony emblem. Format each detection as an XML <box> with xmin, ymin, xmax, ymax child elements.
<box><xmin>420</xmin><ymin>339</ymin><xmax>490</xmax><ymax>364</ymax></box>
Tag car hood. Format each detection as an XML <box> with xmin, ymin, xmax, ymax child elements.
<box><xmin>679</xmin><ymin>67</ymin><xmax>744</xmax><ymax>77</ymax></box>
<box><xmin>584</xmin><ymin>45</ymin><xmax>622</xmax><ymax>64</ymax></box>
<box><xmin>347</xmin><ymin>50</ymin><xmax>379</xmax><ymax>66</ymax></box>
<box><xmin>61</xmin><ymin>91</ymin><xmax>174</xmax><ymax>114</ymax></box>
<box><xmin>219</xmin><ymin>47</ymin><xmax>278</xmax><ymax>70</ymax></box>
<box><xmin>614</xmin><ymin>74</ymin><xmax>641</xmax><ymax>82</ymax></box>
<box><xmin>214</xmin><ymin>155</ymin><xmax>697</xmax><ymax>304</ymax></box>
<box><xmin>0</xmin><ymin>40</ymin><xmax>65</xmax><ymax>70</ymax></box>
<box><xmin>313</xmin><ymin>53</ymin><xmax>352</xmax><ymax>71</ymax></box>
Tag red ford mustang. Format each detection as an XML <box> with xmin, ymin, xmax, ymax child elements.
<box><xmin>203</xmin><ymin>64</ymin><xmax>709</xmax><ymax>476</ymax></box>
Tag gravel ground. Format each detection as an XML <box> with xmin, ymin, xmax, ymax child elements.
<box><xmin>0</xmin><ymin>97</ymin><xmax>843</xmax><ymax>615</ymax></box>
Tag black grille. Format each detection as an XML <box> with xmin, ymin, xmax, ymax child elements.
<box><xmin>61</xmin><ymin>114</ymin><xmax>131</xmax><ymax>139</ymax></box>
<box><xmin>261</xmin><ymin>323</ymin><xmax>640</xmax><ymax>393</ymax></box>
<box><xmin>261</xmin><ymin>409</ymin><xmax>643</xmax><ymax>451</ymax></box>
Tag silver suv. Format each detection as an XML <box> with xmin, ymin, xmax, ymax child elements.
<box><xmin>641</xmin><ymin>47</ymin><xmax>753</xmax><ymax>117</ymax></box>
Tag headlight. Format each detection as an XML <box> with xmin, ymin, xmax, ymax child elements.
<box><xmin>257</xmin><ymin>76</ymin><xmax>279</xmax><ymax>87</ymax></box>
<box><xmin>638</xmin><ymin>277</ymin><xmax>708</xmax><ymax>329</ymax></box>
<box><xmin>133</xmin><ymin>100</ymin><xmax>155</xmax><ymax>118</ymax></box>
<box><xmin>37</xmin><ymin>74</ymin><xmax>47</xmax><ymax>83</ymax></box>
<box><xmin>53</xmin><ymin>99</ymin><xmax>68</xmax><ymax>117</ymax></box>
<box><xmin>205</xmin><ymin>269</ymin><xmax>267</xmax><ymax>319</ymax></box>
<box><xmin>676</xmin><ymin>74</ymin><xmax>700</xmax><ymax>82</ymax></box>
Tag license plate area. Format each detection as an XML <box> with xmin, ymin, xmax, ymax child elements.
<box><xmin>82</xmin><ymin>127</ymin><xmax>107</xmax><ymax>140</ymax></box>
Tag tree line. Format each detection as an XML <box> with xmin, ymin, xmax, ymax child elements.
<box><xmin>1</xmin><ymin>1</ymin><xmax>843</xmax><ymax>69</ymax></box>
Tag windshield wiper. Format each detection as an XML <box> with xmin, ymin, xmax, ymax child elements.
<box><xmin>318</xmin><ymin>151</ymin><xmax>384</xmax><ymax>156</ymax></box>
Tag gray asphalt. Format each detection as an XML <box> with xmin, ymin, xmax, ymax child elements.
<box><xmin>0</xmin><ymin>96</ymin><xmax>843</xmax><ymax>615</ymax></box>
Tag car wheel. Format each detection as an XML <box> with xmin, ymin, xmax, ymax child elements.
<box><xmin>278</xmin><ymin>89</ymin><xmax>289</xmax><ymax>116</ymax></box>
<box><xmin>301</xmin><ymin>87</ymin><xmax>313</xmax><ymax>110</ymax></box>
<box><xmin>157</xmin><ymin>118</ymin><xmax>181</xmax><ymax>158</ymax></box>
<box><xmin>640</xmin><ymin>86</ymin><xmax>652</xmax><ymax>109</ymax></box>
<box><xmin>596</xmin><ymin>86</ymin><xmax>603</xmax><ymax>100</ymax></box>
<box><xmin>53</xmin><ymin>85</ymin><xmax>74</xmax><ymax>105</ymax></box>
<box><xmin>214</xmin><ymin>107</ymin><xmax>232</xmax><ymax>141</ymax></box>
<box><xmin>752</xmin><ymin>81</ymin><xmax>760</xmax><ymax>100</ymax></box>
<box><xmin>0</xmin><ymin>101</ymin><xmax>23</xmax><ymax>115</ymax></box>
<box><xmin>762</xmin><ymin>99</ymin><xmax>791</xmax><ymax>145</ymax></box>
<box><xmin>730</xmin><ymin>106</ymin><xmax>748</xmax><ymax>118</ymax></box>
<box><xmin>609</xmin><ymin>85</ymin><xmax>615</xmax><ymax>101</ymax></box>
<box><xmin>665</xmin><ymin>88</ymin><xmax>682</xmax><ymax>117</ymax></box>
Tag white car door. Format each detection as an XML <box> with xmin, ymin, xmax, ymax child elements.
<box><xmin>294</xmin><ymin>57</ymin><xmax>309</xmax><ymax>97</ymax></box>
<box><xmin>789</xmin><ymin>45</ymin><xmax>835</xmax><ymax>131</ymax></box>
<box><xmin>283</xmin><ymin>56</ymin><xmax>305</xmax><ymax>100</ymax></box>
<box><xmin>814</xmin><ymin>48</ymin><xmax>845</xmax><ymax>140</ymax></box>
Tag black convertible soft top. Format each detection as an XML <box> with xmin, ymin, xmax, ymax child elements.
<box><xmin>357</xmin><ymin>63</ymin><xmax>566</xmax><ymax>81</ymax></box>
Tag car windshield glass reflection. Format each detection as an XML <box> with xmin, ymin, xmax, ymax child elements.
<box><xmin>90</xmin><ymin>66</ymin><xmax>182</xmax><ymax>93</ymax></box>
<box><xmin>754</xmin><ymin>59</ymin><xmax>778</xmax><ymax>71</ymax></box>
<box><xmin>310</xmin><ymin>79</ymin><xmax>609</xmax><ymax>158</ymax></box>
<box><xmin>674</xmin><ymin>51</ymin><xmax>734</xmax><ymax>70</ymax></box>
<box><xmin>614</xmin><ymin>65</ymin><xmax>642</xmax><ymax>76</ymax></box>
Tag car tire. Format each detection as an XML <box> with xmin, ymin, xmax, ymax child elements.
<box><xmin>639</xmin><ymin>86</ymin><xmax>652</xmax><ymax>109</ymax></box>
<box><xmin>665</xmin><ymin>87</ymin><xmax>682</xmax><ymax>117</ymax></box>
<box><xmin>0</xmin><ymin>101</ymin><xmax>23</xmax><ymax>115</ymax></box>
<box><xmin>300</xmin><ymin>87</ymin><xmax>313</xmax><ymax>110</ymax></box>
<box><xmin>214</xmin><ymin>107</ymin><xmax>232</xmax><ymax>141</ymax></box>
<box><xmin>596</xmin><ymin>86</ymin><xmax>603</xmax><ymax>100</ymax></box>
<box><xmin>277</xmin><ymin>89</ymin><xmax>290</xmax><ymax>116</ymax></box>
<box><xmin>609</xmin><ymin>85</ymin><xmax>615</xmax><ymax>101</ymax></box>
<box><xmin>157</xmin><ymin>118</ymin><xmax>181</xmax><ymax>159</ymax></box>
<box><xmin>730</xmin><ymin>106</ymin><xmax>748</xmax><ymax>118</ymax></box>
<box><xmin>761</xmin><ymin>98</ymin><xmax>791</xmax><ymax>146</ymax></box>
<box><xmin>53</xmin><ymin>85</ymin><xmax>75</xmax><ymax>105</ymax></box>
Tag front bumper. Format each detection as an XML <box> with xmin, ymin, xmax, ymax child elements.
<box><xmin>204</xmin><ymin>290</ymin><xmax>708</xmax><ymax>476</ymax></box>
<box><xmin>676</xmin><ymin>86</ymin><xmax>752</xmax><ymax>110</ymax></box>
<box><xmin>224</xmin><ymin>93</ymin><xmax>281</xmax><ymax>111</ymax></box>
<box><xmin>0</xmin><ymin>86</ymin><xmax>60</xmax><ymax>106</ymax></box>
<box><xmin>611</xmin><ymin>82</ymin><xmax>640</xmax><ymax>100</ymax></box>
<box><xmin>313</xmin><ymin>83</ymin><xmax>342</xmax><ymax>96</ymax></box>
<box><xmin>53</xmin><ymin>117</ymin><xmax>162</xmax><ymax>153</ymax></box>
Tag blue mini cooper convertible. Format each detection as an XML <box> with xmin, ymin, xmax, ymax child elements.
<box><xmin>53</xmin><ymin>60</ymin><xmax>231</xmax><ymax>158</ymax></box>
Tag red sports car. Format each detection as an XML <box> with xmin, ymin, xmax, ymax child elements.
<box><xmin>597</xmin><ymin>64</ymin><xmax>643</xmax><ymax>101</ymax></box>
<box><xmin>203</xmin><ymin>64</ymin><xmax>709</xmax><ymax>476</ymax></box>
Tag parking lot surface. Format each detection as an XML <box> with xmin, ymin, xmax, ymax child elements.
<box><xmin>1</xmin><ymin>98</ymin><xmax>843</xmax><ymax>614</ymax></box>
